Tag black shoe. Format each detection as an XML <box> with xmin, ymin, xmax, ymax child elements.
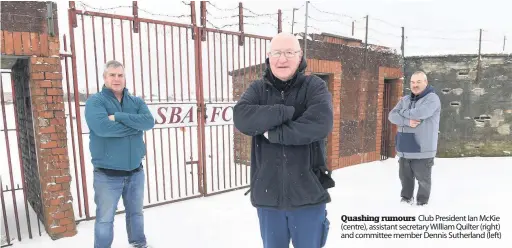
<box><xmin>417</xmin><ymin>202</ymin><xmax>427</xmax><ymax>206</ymax></box>
<box><xmin>401</xmin><ymin>197</ymin><xmax>413</xmax><ymax>204</ymax></box>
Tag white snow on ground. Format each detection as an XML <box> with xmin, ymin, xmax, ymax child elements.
<box><xmin>9</xmin><ymin>156</ymin><xmax>512</xmax><ymax>248</ymax></box>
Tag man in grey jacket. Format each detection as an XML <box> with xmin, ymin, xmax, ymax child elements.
<box><xmin>388</xmin><ymin>71</ymin><xmax>441</xmax><ymax>206</ymax></box>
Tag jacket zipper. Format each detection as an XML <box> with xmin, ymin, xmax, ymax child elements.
<box><xmin>280</xmin><ymin>90</ymin><xmax>286</xmax><ymax>208</ymax></box>
<box><xmin>119</xmin><ymin>95</ymin><xmax>133</xmax><ymax>169</ymax></box>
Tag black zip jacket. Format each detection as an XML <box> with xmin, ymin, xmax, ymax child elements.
<box><xmin>233</xmin><ymin>57</ymin><xmax>334</xmax><ymax>210</ymax></box>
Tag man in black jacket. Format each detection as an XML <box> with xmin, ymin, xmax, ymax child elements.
<box><xmin>233</xmin><ymin>33</ymin><xmax>334</xmax><ymax>248</ymax></box>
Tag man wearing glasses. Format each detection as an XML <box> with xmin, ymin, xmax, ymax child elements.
<box><xmin>234</xmin><ymin>33</ymin><xmax>334</xmax><ymax>248</ymax></box>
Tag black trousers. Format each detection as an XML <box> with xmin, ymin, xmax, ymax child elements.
<box><xmin>399</xmin><ymin>157</ymin><xmax>434</xmax><ymax>204</ymax></box>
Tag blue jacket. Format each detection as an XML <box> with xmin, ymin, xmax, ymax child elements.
<box><xmin>388</xmin><ymin>85</ymin><xmax>441</xmax><ymax>159</ymax></box>
<box><xmin>233</xmin><ymin>57</ymin><xmax>334</xmax><ymax>210</ymax></box>
<box><xmin>84</xmin><ymin>86</ymin><xmax>155</xmax><ymax>171</ymax></box>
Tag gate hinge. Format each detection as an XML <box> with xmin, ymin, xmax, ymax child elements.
<box><xmin>197</xmin><ymin>104</ymin><xmax>207</xmax><ymax>120</ymax></box>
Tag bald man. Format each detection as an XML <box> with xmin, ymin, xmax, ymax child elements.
<box><xmin>388</xmin><ymin>71</ymin><xmax>441</xmax><ymax>206</ymax></box>
<box><xmin>234</xmin><ymin>33</ymin><xmax>333</xmax><ymax>248</ymax></box>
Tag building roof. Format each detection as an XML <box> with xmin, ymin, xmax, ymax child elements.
<box><xmin>317</xmin><ymin>32</ymin><xmax>363</xmax><ymax>43</ymax></box>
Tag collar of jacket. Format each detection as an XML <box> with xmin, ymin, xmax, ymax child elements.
<box><xmin>263</xmin><ymin>55</ymin><xmax>308</xmax><ymax>92</ymax></box>
<box><xmin>410</xmin><ymin>84</ymin><xmax>435</xmax><ymax>101</ymax></box>
<box><xmin>101</xmin><ymin>85</ymin><xmax>129</xmax><ymax>99</ymax></box>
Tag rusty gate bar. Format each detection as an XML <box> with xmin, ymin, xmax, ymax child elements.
<box><xmin>1</xmin><ymin>72</ymin><xmax>21</xmax><ymax>242</ymax></box>
<box><xmin>61</xmin><ymin>38</ymin><xmax>83</xmax><ymax>218</ymax></box>
<box><xmin>68</xmin><ymin>2</ymin><xmax>91</xmax><ymax>219</ymax></box>
<box><xmin>200</xmin><ymin>28</ymin><xmax>271</xmax><ymax>196</ymax></box>
<box><xmin>10</xmin><ymin>71</ymin><xmax>34</xmax><ymax>240</ymax></box>
<box><xmin>67</xmin><ymin>4</ymin><xmax>213</xmax><ymax>220</ymax></box>
<box><xmin>1</xmin><ymin>71</ymin><xmax>44</xmax><ymax>246</ymax></box>
<box><xmin>63</xmin><ymin>2</ymin><xmax>284</xmax><ymax>222</ymax></box>
<box><xmin>91</xmin><ymin>17</ymin><xmax>100</xmax><ymax>93</ymax></box>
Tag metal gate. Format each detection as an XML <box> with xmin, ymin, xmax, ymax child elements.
<box><xmin>1</xmin><ymin>70</ymin><xmax>43</xmax><ymax>247</ymax></box>
<box><xmin>65</xmin><ymin>2</ymin><xmax>271</xmax><ymax>220</ymax></box>
<box><xmin>380</xmin><ymin>80</ymin><xmax>393</xmax><ymax>160</ymax></box>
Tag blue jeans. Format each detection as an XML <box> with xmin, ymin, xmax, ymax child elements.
<box><xmin>93</xmin><ymin>168</ymin><xmax>146</xmax><ymax>248</ymax></box>
<box><xmin>257</xmin><ymin>204</ymin><xmax>329</xmax><ymax>248</ymax></box>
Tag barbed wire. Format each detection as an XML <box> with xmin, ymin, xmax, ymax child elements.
<box><xmin>307</xmin><ymin>25</ymin><xmax>322</xmax><ymax>33</ymax></box>
<box><xmin>68</xmin><ymin>1</ymin><xmax>509</xmax><ymax>55</ymax></box>
<box><xmin>368</xmin><ymin>28</ymin><xmax>402</xmax><ymax>38</ymax></box>
<box><xmin>206</xmin><ymin>1</ymin><xmax>239</xmax><ymax>12</ymax></box>
<box><xmin>242</xmin><ymin>8</ymin><xmax>278</xmax><ymax>17</ymax></box>
<box><xmin>139</xmin><ymin>7</ymin><xmax>191</xmax><ymax>19</ymax></box>
<box><xmin>206</xmin><ymin>11</ymin><xmax>238</xmax><ymax>20</ymax></box>
<box><xmin>206</xmin><ymin>21</ymin><xmax>280</xmax><ymax>30</ymax></box>
<box><xmin>78</xmin><ymin>1</ymin><xmax>132</xmax><ymax>11</ymax></box>
<box><xmin>309</xmin><ymin>2</ymin><xmax>356</xmax><ymax>20</ymax></box>
<box><xmin>307</xmin><ymin>16</ymin><xmax>353</xmax><ymax>28</ymax></box>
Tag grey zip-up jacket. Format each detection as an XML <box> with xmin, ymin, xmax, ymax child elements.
<box><xmin>388</xmin><ymin>85</ymin><xmax>441</xmax><ymax>159</ymax></box>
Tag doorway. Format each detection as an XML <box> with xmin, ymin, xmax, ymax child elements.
<box><xmin>380</xmin><ymin>79</ymin><xmax>399</xmax><ymax>160</ymax></box>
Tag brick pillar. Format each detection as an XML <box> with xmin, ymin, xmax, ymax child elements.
<box><xmin>29</xmin><ymin>38</ymin><xmax>77</xmax><ymax>239</ymax></box>
<box><xmin>329</xmin><ymin>66</ymin><xmax>342</xmax><ymax>170</ymax></box>
<box><xmin>304</xmin><ymin>59</ymin><xmax>342</xmax><ymax>170</ymax></box>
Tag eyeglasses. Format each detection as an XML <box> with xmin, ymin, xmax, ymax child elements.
<box><xmin>268</xmin><ymin>50</ymin><xmax>301</xmax><ymax>58</ymax></box>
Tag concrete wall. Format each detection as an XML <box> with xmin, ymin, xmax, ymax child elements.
<box><xmin>405</xmin><ymin>54</ymin><xmax>512</xmax><ymax>157</ymax></box>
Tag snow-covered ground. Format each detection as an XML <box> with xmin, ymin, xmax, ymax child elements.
<box><xmin>7</xmin><ymin>156</ymin><xmax>511</xmax><ymax>248</ymax></box>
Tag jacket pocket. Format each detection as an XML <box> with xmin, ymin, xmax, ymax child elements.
<box><xmin>250</xmin><ymin>165</ymin><xmax>279</xmax><ymax>207</ymax></box>
<box><xmin>288</xmin><ymin>169</ymin><xmax>326</xmax><ymax>207</ymax></box>
<box><xmin>395</xmin><ymin>132</ymin><xmax>421</xmax><ymax>153</ymax></box>
<box><xmin>90</xmin><ymin>137</ymin><xmax>106</xmax><ymax>160</ymax></box>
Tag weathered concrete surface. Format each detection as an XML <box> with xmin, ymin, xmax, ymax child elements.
<box><xmin>405</xmin><ymin>54</ymin><xmax>512</xmax><ymax>157</ymax></box>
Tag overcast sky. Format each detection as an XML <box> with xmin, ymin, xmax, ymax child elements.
<box><xmin>2</xmin><ymin>0</ymin><xmax>510</xmax><ymax>94</ymax></box>
<box><xmin>54</xmin><ymin>0</ymin><xmax>511</xmax><ymax>56</ymax></box>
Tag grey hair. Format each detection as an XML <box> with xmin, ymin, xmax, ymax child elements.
<box><xmin>103</xmin><ymin>60</ymin><xmax>124</xmax><ymax>75</ymax></box>
<box><xmin>412</xmin><ymin>71</ymin><xmax>428</xmax><ymax>81</ymax></box>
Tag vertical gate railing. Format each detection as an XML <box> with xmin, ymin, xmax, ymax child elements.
<box><xmin>66</xmin><ymin>2</ymin><xmax>210</xmax><ymax>221</ymax></box>
<box><xmin>65</xmin><ymin>1</ymin><xmax>279</xmax><ymax>221</ymax></box>
<box><xmin>0</xmin><ymin>71</ymin><xmax>43</xmax><ymax>247</ymax></box>
<box><xmin>200</xmin><ymin>28</ymin><xmax>271</xmax><ymax>195</ymax></box>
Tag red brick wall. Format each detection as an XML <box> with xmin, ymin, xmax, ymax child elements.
<box><xmin>231</xmin><ymin>61</ymin><xmax>403</xmax><ymax>171</ymax></box>
<box><xmin>338</xmin><ymin>67</ymin><xmax>403</xmax><ymax>168</ymax></box>
<box><xmin>29</xmin><ymin>54</ymin><xmax>77</xmax><ymax>238</ymax></box>
<box><xmin>305</xmin><ymin>59</ymin><xmax>342</xmax><ymax>170</ymax></box>
<box><xmin>1</xmin><ymin>1</ymin><xmax>77</xmax><ymax>239</ymax></box>
<box><xmin>1</xmin><ymin>31</ymin><xmax>54</xmax><ymax>56</ymax></box>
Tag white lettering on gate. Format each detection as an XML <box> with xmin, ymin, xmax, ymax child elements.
<box><xmin>150</xmin><ymin>104</ymin><xmax>196</xmax><ymax>127</ymax></box>
<box><xmin>79</xmin><ymin>103</ymin><xmax>235</xmax><ymax>131</ymax></box>
<box><xmin>148</xmin><ymin>103</ymin><xmax>235</xmax><ymax>128</ymax></box>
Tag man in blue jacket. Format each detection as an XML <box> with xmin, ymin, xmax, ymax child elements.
<box><xmin>388</xmin><ymin>71</ymin><xmax>441</xmax><ymax>206</ymax></box>
<box><xmin>233</xmin><ymin>33</ymin><xmax>334</xmax><ymax>248</ymax></box>
<box><xmin>85</xmin><ymin>60</ymin><xmax>155</xmax><ymax>248</ymax></box>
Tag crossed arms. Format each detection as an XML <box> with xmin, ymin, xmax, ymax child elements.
<box><xmin>85</xmin><ymin>96</ymin><xmax>155</xmax><ymax>137</ymax></box>
<box><xmin>233</xmin><ymin>81</ymin><xmax>333</xmax><ymax>146</ymax></box>
<box><xmin>388</xmin><ymin>94</ymin><xmax>441</xmax><ymax>127</ymax></box>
